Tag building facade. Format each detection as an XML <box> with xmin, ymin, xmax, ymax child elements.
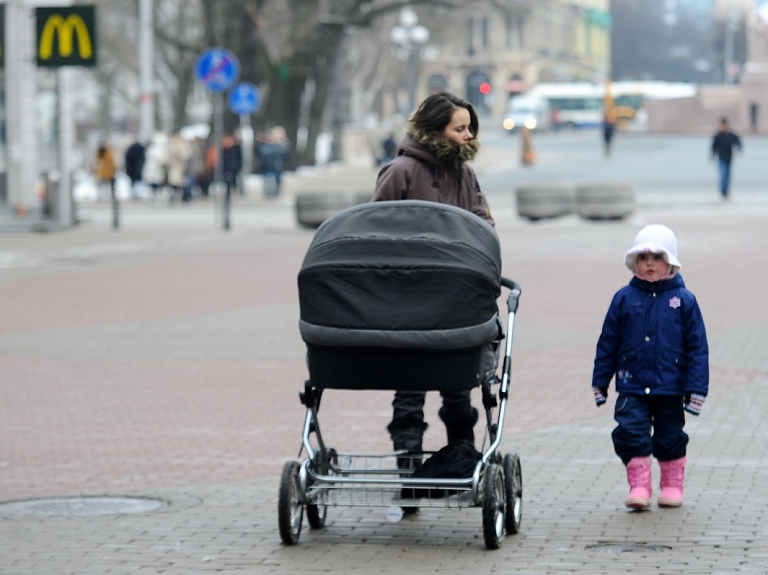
<box><xmin>417</xmin><ymin>0</ymin><xmax>611</xmax><ymax>118</ymax></box>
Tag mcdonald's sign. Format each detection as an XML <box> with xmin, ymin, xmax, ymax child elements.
<box><xmin>36</xmin><ymin>6</ymin><xmax>97</xmax><ymax>67</ymax></box>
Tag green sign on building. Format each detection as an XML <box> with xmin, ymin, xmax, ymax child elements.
<box><xmin>36</xmin><ymin>6</ymin><xmax>97</xmax><ymax>67</ymax></box>
<box><xmin>586</xmin><ymin>8</ymin><xmax>612</xmax><ymax>30</ymax></box>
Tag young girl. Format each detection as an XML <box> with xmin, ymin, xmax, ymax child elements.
<box><xmin>592</xmin><ymin>224</ymin><xmax>709</xmax><ymax>509</ymax></box>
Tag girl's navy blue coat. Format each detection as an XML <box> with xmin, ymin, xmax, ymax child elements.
<box><xmin>592</xmin><ymin>274</ymin><xmax>709</xmax><ymax>397</ymax></box>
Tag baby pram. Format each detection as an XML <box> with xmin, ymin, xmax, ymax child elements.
<box><xmin>278</xmin><ymin>200</ymin><xmax>523</xmax><ymax>549</ymax></box>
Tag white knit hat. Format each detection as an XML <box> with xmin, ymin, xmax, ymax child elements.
<box><xmin>625</xmin><ymin>224</ymin><xmax>681</xmax><ymax>273</ymax></box>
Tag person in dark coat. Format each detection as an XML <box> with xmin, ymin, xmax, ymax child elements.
<box><xmin>221</xmin><ymin>134</ymin><xmax>242</xmax><ymax>198</ymax></box>
<box><xmin>602</xmin><ymin>112</ymin><xmax>616</xmax><ymax>157</ymax></box>
<box><xmin>711</xmin><ymin>117</ymin><xmax>742</xmax><ymax>199</ymax></box>
<box><xmin>256</xmin><ymin>126</ymin><xmax>290</xmax><ymax>198</ymax></box>
<box><xmin>381</xmin><ymin>132</ymin><xmax>397</xmax><ymax>165</ymax></box>
<box><xmin>372</xmin><ymin>92</ymin><xmax>498</xmax><ymax>482</ymax></box>
<box><xmin>124</xmin><ymin>138</ymin><xmax>145</xmax><ymax>199</ymax></box>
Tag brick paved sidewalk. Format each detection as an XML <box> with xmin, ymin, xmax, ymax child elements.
<box><xmin>1</xmin><ymin>196</ymin><xmax>768</xmax><ymax>573</ymax></box>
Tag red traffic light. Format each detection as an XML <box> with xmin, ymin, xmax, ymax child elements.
<box><xmin>479</xmin><ymin>82</ymin><xmax>491</xmax><ymax>95</ymax></box>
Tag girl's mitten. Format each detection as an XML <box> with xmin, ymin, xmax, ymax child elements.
<box><xmin>684</xmin><ymin>393</ymin><xmax>705</xmax><ymax>416</ymax></box>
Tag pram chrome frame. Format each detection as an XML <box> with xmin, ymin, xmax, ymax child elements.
<box><xmin>279</xmin><ymin>278</ymin><xmax>522</xmax><ymax>550</ymax></box>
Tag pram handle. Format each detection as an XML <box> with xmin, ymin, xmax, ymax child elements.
<box><xmin>501</xmin><ymin>277</ymin><xmax>521</xmax><ymax>313</ymax></box>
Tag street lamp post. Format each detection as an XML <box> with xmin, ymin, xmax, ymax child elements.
<box><xmin>724</xmin><ymin>1</ymin><xmax>740</xmax><ymax>84</ymax></box>
<box><xmin>390</xmin><ymin>7</ymin><xmax>430</xmax><ymax>115</ymax></box>
<box><xmin>139</xmin><ymin>0</ymin><xmax>155</xmax><ymax>141</ymax></box>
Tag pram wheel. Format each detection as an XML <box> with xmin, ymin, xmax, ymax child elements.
<box><xmin>278</xmin><ymin>461</ymin><xmax>303</xmax><ymax>545</ymax></box>
<box><xmin>306</xmin><ymin>447</ymin><xmax>336</xmax><ymax>529</ymax></box>
<box><xmin>482</xmin><ymin>463</ymin><xmax>505</xmax><ymax>549</ymax></box>
<box><xmin>503</xmin><ymin>453</ymin><xmax>523</xmax><ymax>534</ymax></box>
<box><xmin>306</xmin><ymin>502</ymin><xmax>327</xmax><ymax>529</ymax></box>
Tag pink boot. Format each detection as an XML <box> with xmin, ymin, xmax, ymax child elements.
<box><xmin>625</xmin><ymin>456</ymin><xmax>652</xmax><ymax>509</ymax></box>
<box><xmin>658</xmin><ymin>457</ymin><xmax>686</xmax><ymax>508</ymax></box>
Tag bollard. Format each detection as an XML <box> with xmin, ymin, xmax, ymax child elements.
<box><xmin>43</xmin><ymin>172</ymin><xmax>58</xmax><ymax>219</ymax></box>
<box><xmin>209</xmin><ymin>182</ymin><xmax>230</xmax><ymax>230</ymax></box>
<box><xmin>223</xmin><ymin>183</ymin><xmax>232</xmax><ymax>231</ymax></box>
<box><xmin>111</xmin><ymin>184</ymin><xmax>120</xmax><ymax>229</ymax></box>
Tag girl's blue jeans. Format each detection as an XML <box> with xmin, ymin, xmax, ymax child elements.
<box><xmin>612</xmin><ymin>393</ymin><xmax>688</xmax><ymax>464</ymax></box>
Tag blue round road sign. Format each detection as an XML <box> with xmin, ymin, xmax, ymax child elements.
<box><xmin>227</xmin><ymin>82</ymin><xmax>261</xmax><ymax>116</ymax></box>
<box><xmin>195</xmin><ymin>48</ymin><xmax>240</xmax><ymax>93</ymax></box>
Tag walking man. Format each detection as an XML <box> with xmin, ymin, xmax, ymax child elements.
<box><xmin>711</xmin><ymin>117</ymin><xmax>742</xmax><ymax>199</ymax></box>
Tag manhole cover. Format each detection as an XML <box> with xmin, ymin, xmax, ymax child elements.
<box><xmin>588</xmin><ymin>543</ymin><xmax>672</xmax><ymax>554</ymax></box>
<box><xmin>0</xmin><ymin>496</ymin><xmax>165</xmax><ymax>519</ymax></box>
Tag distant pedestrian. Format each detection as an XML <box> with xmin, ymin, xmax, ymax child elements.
<box><xmin>124</xmin><ymin>138</ymin><xmax>145</xmax><ymax>200</ymax></box>
<box><xmin>711</xmin><ymin>117</ymin><xmax>742</xmax><ymax>199</ymax></box>
<box><xmin>381</xmin><ymin>132</ymin><xmax>397</xmax><ymax>165</ymax></box>
<box><xmin>190</xmin><ymin>137</ymin><xmax>211</xmax><ymax>198</ymax></box>
<box><xmin>167</xmin><ymin>132</ymin><xmax>193</xmax><ymax>202</ymax></box>
<box><xmin>142</xmin><ymin>132</ymin><xmax>169</xmax><ymax>198</ymax></box>
<box><xmin>94</xmin><ymin>141</ymin><xmax>117</xmax><ymax>201</ymax></box>
<box><xmin>592</xmin><ymin>224</ymin><xmax>709</xmax><ymax>510</ymax></box>
<box><xmin>221</xmin><ymin>134</ymin><xmax>242</xmax><ymax>198</ymax></box>
<box><xmin>256</xmin><ymin>127</ymin><xmax>290</xmax><ymax>198</ymax></box>
<box><xmin>602</xmin><ymin>112</ymin><xmax>616</xmax><ymax>157</ymax></box>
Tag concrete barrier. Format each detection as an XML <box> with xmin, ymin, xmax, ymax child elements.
<box><xmin>295</xmin><ymin>191</ymin><xmax>371</xmax><ymax>228</ymax></box>
<box><xmin>515</xmin><ymin>182</ymin><xmax>575</xmax><ymax>221</ymax></box>
<box><xmin>575</xmin><ymin>182</ymin><xmax>635</xmax><ymax>220</ymax></box>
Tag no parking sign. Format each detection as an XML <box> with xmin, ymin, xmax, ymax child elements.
<box><xmin>195</xmin><ymin>47</ymin><xmax>239</xmax><ymax>93</ymax></box>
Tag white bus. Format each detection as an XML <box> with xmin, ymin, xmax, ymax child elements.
<box><xmin>525</xmin><ymin>81</ymin><xmax>696</xmax><ymax>129</ymax></box>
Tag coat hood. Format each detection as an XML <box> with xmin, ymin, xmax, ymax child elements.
<box><xmin>404</xmin><ymin>121</ymin><xmax>480</xmax><ymax>172</ymax></box>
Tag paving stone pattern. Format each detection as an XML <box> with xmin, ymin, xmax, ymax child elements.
<box><xmin>2</xmin><ymin>142</ymin><xmax>768</xmax><ymax>573</ymax></box>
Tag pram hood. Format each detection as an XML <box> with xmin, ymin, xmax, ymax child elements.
<box><xmin>298</xmin><ymin>200</ymin><xmax>501</xmax><ymax>351</ymax></box>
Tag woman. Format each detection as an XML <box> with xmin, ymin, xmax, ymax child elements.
<box><xmin>372</xmin><ymin>92</ymin><xmax>497</xmax><ymax>470</ymax></box>
<box><xmin>142</xmin><ymin>132</ymin><xmax>169</xmax><ymax>198</ymax></box>
<box><xmin>166</xmin><ymin>132</ymin><xmax>192</xmax><ymax>202</ymax></box>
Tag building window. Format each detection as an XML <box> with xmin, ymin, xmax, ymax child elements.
<box><xmin>505</xmin><ymin>15</ymin><xmax>524</xmax><ymax>49</ymax></box>
<box><xmin>428</xmin><ymin>74</ymin><xmax>449</xmax><ymax>94</ymax></box>
<box><xmin>542</xmin><ymin>15</ymin><xmax>552</xmax><ymax>50</ymax></box>
<box><xmin>481</xmin><ymin>16</ymin><xmax>489</xmax><ymax>49</ymax></box>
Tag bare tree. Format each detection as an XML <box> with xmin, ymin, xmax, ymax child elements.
<box><xmin>195</xmin><ymin>0</ymin><xmax>462</xmax><ymax>166</ymax></box>
<box><xmin>154</xmin><ymin>0</ymin><xmax>205</xmax><ymax>131</ymax></box>
<box><xmin>90</xmin><ymin>0</ymin><xmax>462</xmax><ymax>165</ymax></box>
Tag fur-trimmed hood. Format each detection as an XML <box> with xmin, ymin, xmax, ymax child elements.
<box><xmin>373</xmin><ymin>130</ymin><xmax>495</xmax><ymax>226</ymax></box>
<box><xmin>406</xmin><ymin>120</ymin><xmax>480</xmax><ymax>171</ymax></box>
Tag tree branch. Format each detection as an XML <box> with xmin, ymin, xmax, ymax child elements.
<box><xmin>318</xmin><ymin>0</ymin><xmax>463</xmax><ymax>27</ymax></box>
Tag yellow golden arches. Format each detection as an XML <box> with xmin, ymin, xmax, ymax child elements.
<box><xmin>38</xmin><ymin>14</ymin><xmax>93</xmax><ymax>60</ymax></box>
